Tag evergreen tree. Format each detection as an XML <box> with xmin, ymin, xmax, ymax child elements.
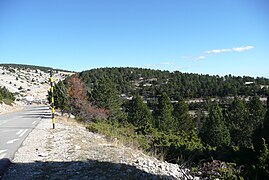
<box><xmin>262</xmin><ymin>109</ymin><xmax>269</xmax><ymax>146</ymax></box>
<box><xmin>54</xmin><ymin>80</ymin><xmax>70</xmax><ymax>114</ymax></box>
<box><xmin>127</xmin><ymin>94</ymin><xmax>152</xmax><ymax>126</ymax></box>
<box><xmin>154</xmin><ymin>92</ymin><xmax>175</xmax><ymax>131</ymax></box>
<box><xmin>91</xmin><ymin>76</ymin><xmax>124</xmax><ymax>121</ymax></box>
<box><xmin>256</xmin><ymin>138</ymin><xmax>269</xmax><ymax>178</ymax></box>
<box><xmin>194</xmin><ymin>109</ymin><xmax>206</xmax><ymax>133</ymax></box>
<box><xmin>173</xmin><ymin>99</ymin><xmax>194</xmax><ymax>133</ymax></box>
<box><xmin>248</xmin><ymin>95</ymin><xmax>266</xmax><ymax>131</ymax></box>
<box><xmin>226</xmin><ymin>97</ymin><xmax>251</xmax><ymax>147</ymax></box>
<box><xmin>200</xmin><ymin>104</ymin><xmax>231</xmax><ymax>148</ymax></box>
<box><xmin>255</xmin><ymin>96</ymin><xmax>269</xmax><ymax>150</ymax></box>
<box><xmin>253</xmin><ymin>93</ymin><xmax>269</xmax><ymax>153</ymax></box>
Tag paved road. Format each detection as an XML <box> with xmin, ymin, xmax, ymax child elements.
<box><xmin>0</xmin><ymin>105</ymin><xmax>51</xmax><ymax>160</ymax></box>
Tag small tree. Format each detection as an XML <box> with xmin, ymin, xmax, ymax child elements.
<box><xmin>127</xmin><ymin>94</ymin><xmax>152</xmax><ymax>126</ymax></box>
<box><xmin>67</xmin><ymin>75</ymin><xmax>88</xmax><ymax>115</ymax></box>
<box><xmin>226</xmin><ymin>97</ymin><xmax>251</xmax><ymax>147</ymax></box>
<box><xmin>200</xmin><ymin>104</ymin><xmax>231</xmax><ymax>148</ymax></box>
<box><xmin>248</xmin><ymin>95</ymin><xmax>266</xmax><ymax>131</ymax></box>
<box><xmin>154</xmin><ymin>92</ymin><xmax>175</xmax><ymax>131</ymax></box>
<box><xmin>255</xmin><ymin>138</ymin><xmax>269</xmax><ymax>178</ymax></box>
<box><xmin>91</xmin><ymin>76</ymin><xmax>124</xmax><ymax>122</ymax></box>
<box><xmin>54</xmin><ymin>80</ymin><xmax>70</xmax><ymax>114</ymax></box>
<box><xmin>254</xmin><ymin>97</ymin><xmax>269</xmax><ymax>153</ymax></box>
<box><xmin>173</xmin><ymin>99</ymin><xmax>194</xmax><ymax>133</ymax></box>
<box><xmin>64</xmin><ymin>75</ymin><xmax>108</xmax><ymax>121</ymax></box>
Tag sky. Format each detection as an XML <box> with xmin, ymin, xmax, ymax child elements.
<box><xmin>0</xmin><ymin>0</ymin><xmax>269</xmax><ymax>77</ymax></box>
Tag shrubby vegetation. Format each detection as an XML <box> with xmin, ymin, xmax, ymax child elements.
<box><xmin>0</xmin><ymin>86</ymin><xmax>15</xmax><ymax>105</ymax></box>
<box><xmin>50</xmin><ymin>67</ymin><xmax>269</xmax><ymax>179</ymax></box>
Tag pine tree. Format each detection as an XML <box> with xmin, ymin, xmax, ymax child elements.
<box><xmin>194</xmin><ymin>109</ymin><xmax>206</xmax><ymax>133</ymax></box>
<box><xmin>54</xmin><ymin>80</ymin><xmax>70</xmax><ymax>114</ymax></box>
<box><xmin>256</xmin><ymin>97</ymin><xmax>269</xmax><ymax>151</ymax></box>
<box><xmin>200</xmin><ymin>104</ymin><xmax>231</xmax><ymax>148</ymax></box>
<box><xmin>248</xmin><ymin>95</ymin><xmax>266</xmax><ymax>131</ymax></box>
<box><xmin>91</xmin><ymin>76</ymin><xmax>124</xmax><ymax>121</ymax></box>
<box><xmin>173</xmin><ymin>99</ymin><xmax>194</xmax><ymax>133</ymax></box>
<box><xmin>262</xmin><ymin>110</ymin><xmax>269</xmax><ymax>145</ymax></box>
<box><xmin>256</xmin><ymin>138</ymin><xmax>269</xmax><ymax>177</ymax></box>
<box><xmin>226</xmin><ymin>97</ymin><xmax>251</xmax><ymax>147</ymax></box>
<box><xmin>127</xmin><ymin>94</ymin><xmax>153</xmax><ymax>126</ymax></box>
<box><xmin>154</xmin><ymin>92</ymin><xmax>175</xmax><ymax>131</ymax></box>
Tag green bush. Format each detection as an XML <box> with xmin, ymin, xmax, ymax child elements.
<box><xmin>2</xmin><ymin>98</ymin><xmax>14</xmax><ymax>106</ymax></box>
<box><xmin>86</xmin><ymin>121</ymin><xmax>150</xmax><ymax>150</ymax></box>
<box><xmin>86</xmin><ymin>120</ymin><xmax>207</xmax><ymax>164</ymax></box>
<box><xmin>0</xmin><ymin>86</ymin><xmax>15</xmax><ymax>104</ymax></box>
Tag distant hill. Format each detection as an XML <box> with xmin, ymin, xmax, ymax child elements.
<box><xmin>79</xmin><ymin>67</ymin><xmax>269</xmax><ymax>100</ymax></box>
<box><xmin>0</xmin><ymin>64</ymin><xmax>71</xmax><ymax>104</ymax></box>
<box><xmin>0</xmin><ymin>63</ymin><xmax>73</xmax><ymax>73</ymax></box>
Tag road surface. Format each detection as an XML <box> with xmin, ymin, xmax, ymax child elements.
<box><xmin>0</xmin><ymin>105</ymin><xmax>50</xmax><ymax>160</ymax></box>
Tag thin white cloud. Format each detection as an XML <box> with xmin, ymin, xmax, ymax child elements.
<box><xmin>160</xmin><ymin>62</ymin><xmax>175</xmax><ymax>65</ymax></box>
<box><xmin>180</xmin><ymin>55</ymin><xmax>206</xmax><ymax>61</ymax></box>
<box><xmin>205</xmin><ymin>49</ymin><xmax>231</xmax><ymax>54</ymax></box>
<box><xmin>144</xmin><ymin>45</ymin><xmax>254</xmax><ymax>69</ymax></box>
<box><xmin>176</xmin><ymin>64</ymin><xmax>201</xmax><ymax>70</ymax></box>
<box><xmin>205</xmin><ymin>45</ymin><xmax>254</xmax><ymax>54</ymax></box>
<box><xmin>144</xmin><ymin>64</ymin><xmax>157</xmax><ymax>67</ymax></box>
<box><xmin>177</xmin><ymin>65</ymin><xmax>193</xmax><ymax>69</ymax></box>
<box><xmin>196</xmin><ymin>56</ymin><xmax>206</xmax><ymax>60</ymax></box>
<box><xmin>232</xmin><ymin>45</ymin><xmax>254</xmax><ymax>52</ymax></box>
<box><xmin>180</xmin><ymin>45</ymin><xmax>254</xmax><ymax>62</ymax></box>
<box><xmin>143</xmin><ymin>61</ymin><xmax>175</xmax><ymax>67</ymax></box>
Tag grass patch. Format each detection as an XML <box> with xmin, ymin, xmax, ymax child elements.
<box><xmin>86</xmin><ymin>121</ymin><xmax>150</xmax><ymax>150</ymax></box>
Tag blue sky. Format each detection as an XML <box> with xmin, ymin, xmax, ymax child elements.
<box><xmin>0</xmin><ymin>0</ymin><xmax>268</xmax><ymax>77</ymax></box>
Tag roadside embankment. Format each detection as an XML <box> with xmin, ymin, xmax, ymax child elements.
<box><xmin>2</xmin><ymin>116</ymin><xmax>196</xmax><ymax>179</ymax></box>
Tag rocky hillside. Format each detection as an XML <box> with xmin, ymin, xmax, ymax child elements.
<box><xmin>0</xmin><ymin>64</ymin><xmax>73</xmax><ymax>107</ymax></box>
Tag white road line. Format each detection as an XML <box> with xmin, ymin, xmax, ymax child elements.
<box><xmin>0</xmin><ymin>149</ymin><xmax>7</xmax><ymax>154</ymax></box>
<box><xmin>32</xmin><ymin>121</ymin><xmax>37</xmax><ymax>125</ymax></box>
<box><xmin>0</xmin><ymin>153</ymin><xmax>7</xmax><ymax>159</ymax></box>
<box><xmin>7</xmin><ymin>139</ymin><xmax>19</xmax><ymax>144</ymax></box>
<box><xmin>19</xmin><ymin>129</ymin><xmax>28</xmax><ymax>137</ymax></box>
<box><xmin>16</xmin><ymin>129</ymin><xmax>24</xmax><ymax>135</ymax></box>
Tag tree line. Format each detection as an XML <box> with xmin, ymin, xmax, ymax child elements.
<box><xmin>79</xmin><ymin>67</ymin><xmax>269</xmax><ymax>100</ymax></box>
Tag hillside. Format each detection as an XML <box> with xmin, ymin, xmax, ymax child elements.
<box><xmin>51</xmin><ymin>67</ymin><xmax>269</xmax><ymax>179</ymax></box>
<box><xmin>0</xmin><ymin>64</ymin><xmax>74</xmax><ymax>74</ymax></box>
<box><xmin>80</xmin><ymin>67</ymin><xmax>269</xmax><ymax>100</ymax></box>
<box><xmin>1</xmin><ymin>66</ymin><xmax>269</xmax><ymax>179</ymax></box>
<box><xmin>0</xmin><ymin>64</ymin><xmax>73</xmax><ymax>109</ymax></box>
